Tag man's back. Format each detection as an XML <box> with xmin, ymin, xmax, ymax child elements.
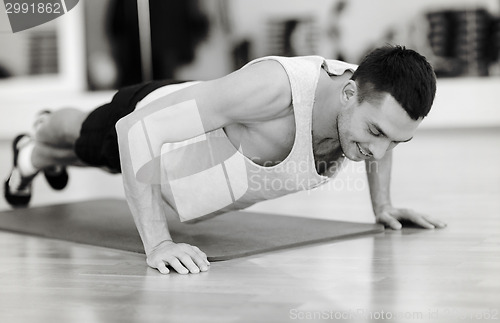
<box><xmin>123</xmin><ymin>56</ymin><xmax>355</xmax><ymax>222</ymax></box>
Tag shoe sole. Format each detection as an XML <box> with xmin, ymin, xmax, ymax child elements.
<box><xmin>4</xmin><ymin>134</ymin><xmax>33</xmax><ymax>207</ymax></box>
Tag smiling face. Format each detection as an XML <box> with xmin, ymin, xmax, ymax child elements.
<box><xmin>337</xmin><ymin>86</ymin><xmax>422</xmax><ymax>161</ymax></box>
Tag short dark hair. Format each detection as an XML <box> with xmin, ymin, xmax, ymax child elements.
<box><xmin>351</xmin><ymin>45</ymin><xmax>436</xmax><ymax>120</ymax></box>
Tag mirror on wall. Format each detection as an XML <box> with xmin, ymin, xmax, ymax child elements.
<box><xmin>0</xmin><ymin>2</ymin><xmax>85</xmax><ymax>95</ymax></box>
<box><xmin>1</xmin><ymin>0</ymin><xmax>499</xmax><ymax>96</ymax></box>
<box><xmin>0</xmin><ymin>19</ymin><xmax>58</xmax><ymax>78</ymax></box>
<box><xmin>228</xmin><ymin>0</ymin><xmax>500</xmax><ymax>78</ymax></box>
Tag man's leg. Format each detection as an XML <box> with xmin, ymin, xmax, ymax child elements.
<box><xmin>32</xmin><ymin>108</ymin><xmax>88</xmax><ymax>168</ymax></box>
<box><xmin>4</xmin><ymin>108</ymin><xmax>88</xmax><ymax>207</ymax></box>
<box><xmin>4</xmin><ymin>80</ymin><xmax>181</xmax><ymax>207</ymax></box>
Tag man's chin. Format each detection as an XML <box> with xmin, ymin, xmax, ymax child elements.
<box><xmin>345</xmin><ymin>154</ymin><xmax>363</xmax><ymax>162</ymax></box>
<box><xmin>342</xmin><ymin>144</ymin><xmax>363</xmax><ymax>162</ymax></box>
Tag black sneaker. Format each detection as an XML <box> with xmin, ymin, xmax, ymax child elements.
<box><xmin>4</xmin><ymin>134</ymin><xmax>38</xmax><ymax>207</ymax></box>
<box><xmin>43</xmin><ymin>166</ymin><xmax>68</xmax><ymax>190</ymax></box>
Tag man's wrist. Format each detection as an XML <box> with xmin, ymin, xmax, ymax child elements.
<box><xmin>372</xmin><ymin>202</ymin><xmax>392</xmax><ymax>215</ymax></box>
<box><xmin>145</xmin><ymin>239</ymin><xmax>174</xmax><ymax>255</ymax></box>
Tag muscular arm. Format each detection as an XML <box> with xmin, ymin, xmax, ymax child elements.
<box><xmin>365</xmin><ymin>151</ymin><xmax>397</xmax><ymax>227</ymax></box>
<box><xmin>365</xmin><ymin>150</ymin><xmax>447</xmax><ymax>230</ymax></box>
<box><xmin>115</xmin><ymin>60</ymin><xmax>292</xmax><ymax>274</ymax></box>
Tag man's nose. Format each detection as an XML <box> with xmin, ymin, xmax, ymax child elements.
<box><xmin>369</xmin><ymin>139</ymin><xmax>391</xmax><ymax>160</ymax></box>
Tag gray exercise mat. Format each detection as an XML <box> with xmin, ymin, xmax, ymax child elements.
<box><xmin>0</xmin><ymin>199</ymin><xmax>384</xmax><ymax>261</ymax></box>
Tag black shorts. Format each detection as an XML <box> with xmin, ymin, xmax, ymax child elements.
<box><xmin>74</xmin><ymin>80</ymin><xmax>187</xmax><ymax>173</ymax></box>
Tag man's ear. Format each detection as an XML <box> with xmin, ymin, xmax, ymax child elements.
<box><xmin>341</xmin><ymin>80</ymin><xmax>357</xmax><ymax>105</ymax></box>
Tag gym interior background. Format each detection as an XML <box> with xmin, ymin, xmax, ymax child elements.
<box><xmin>0</xmin><ymin>1</ymin><xmax>499</xmax><ymax>322</ymax></box>
<box><xmin>0</xmin><ymin>0</ymin><xmax>498</xmax><ymax>208</ymax></box>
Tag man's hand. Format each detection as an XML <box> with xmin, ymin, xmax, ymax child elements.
<box><xmin>375</xmin><ymin>205</ymin><xmax>447</xmax><ymax>230</ymax></box>
<box><xmin>146</xmin><ymin>240</ymin><xmax>210</xmax><ymax>274</ymax></box>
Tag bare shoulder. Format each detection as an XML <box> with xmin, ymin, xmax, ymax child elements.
<box><xmin>142</xmin><ymin>59</ymin><xmax>294</xmax><ymax>131</ymax></box>
<box><xmin>208</xmin><ymin>59</ymin><xmax>293</xmax><ymax>123</ymax></box>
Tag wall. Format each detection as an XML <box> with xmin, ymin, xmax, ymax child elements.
<box><xmin>427</xmin><ymin>77</ymin><xmax>500</xmax><ymax>128</ymax></box>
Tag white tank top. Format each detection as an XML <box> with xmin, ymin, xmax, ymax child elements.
<box><xmin>137</xmin><ymin>56</ymin><xmax>357</xmax><ymax>222</ymax></box>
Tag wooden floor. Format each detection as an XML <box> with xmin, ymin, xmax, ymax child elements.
<box><xmin>0</xmin><ymin>128</ymin><xmax>499</xmax><ymax>323</ymax></box>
